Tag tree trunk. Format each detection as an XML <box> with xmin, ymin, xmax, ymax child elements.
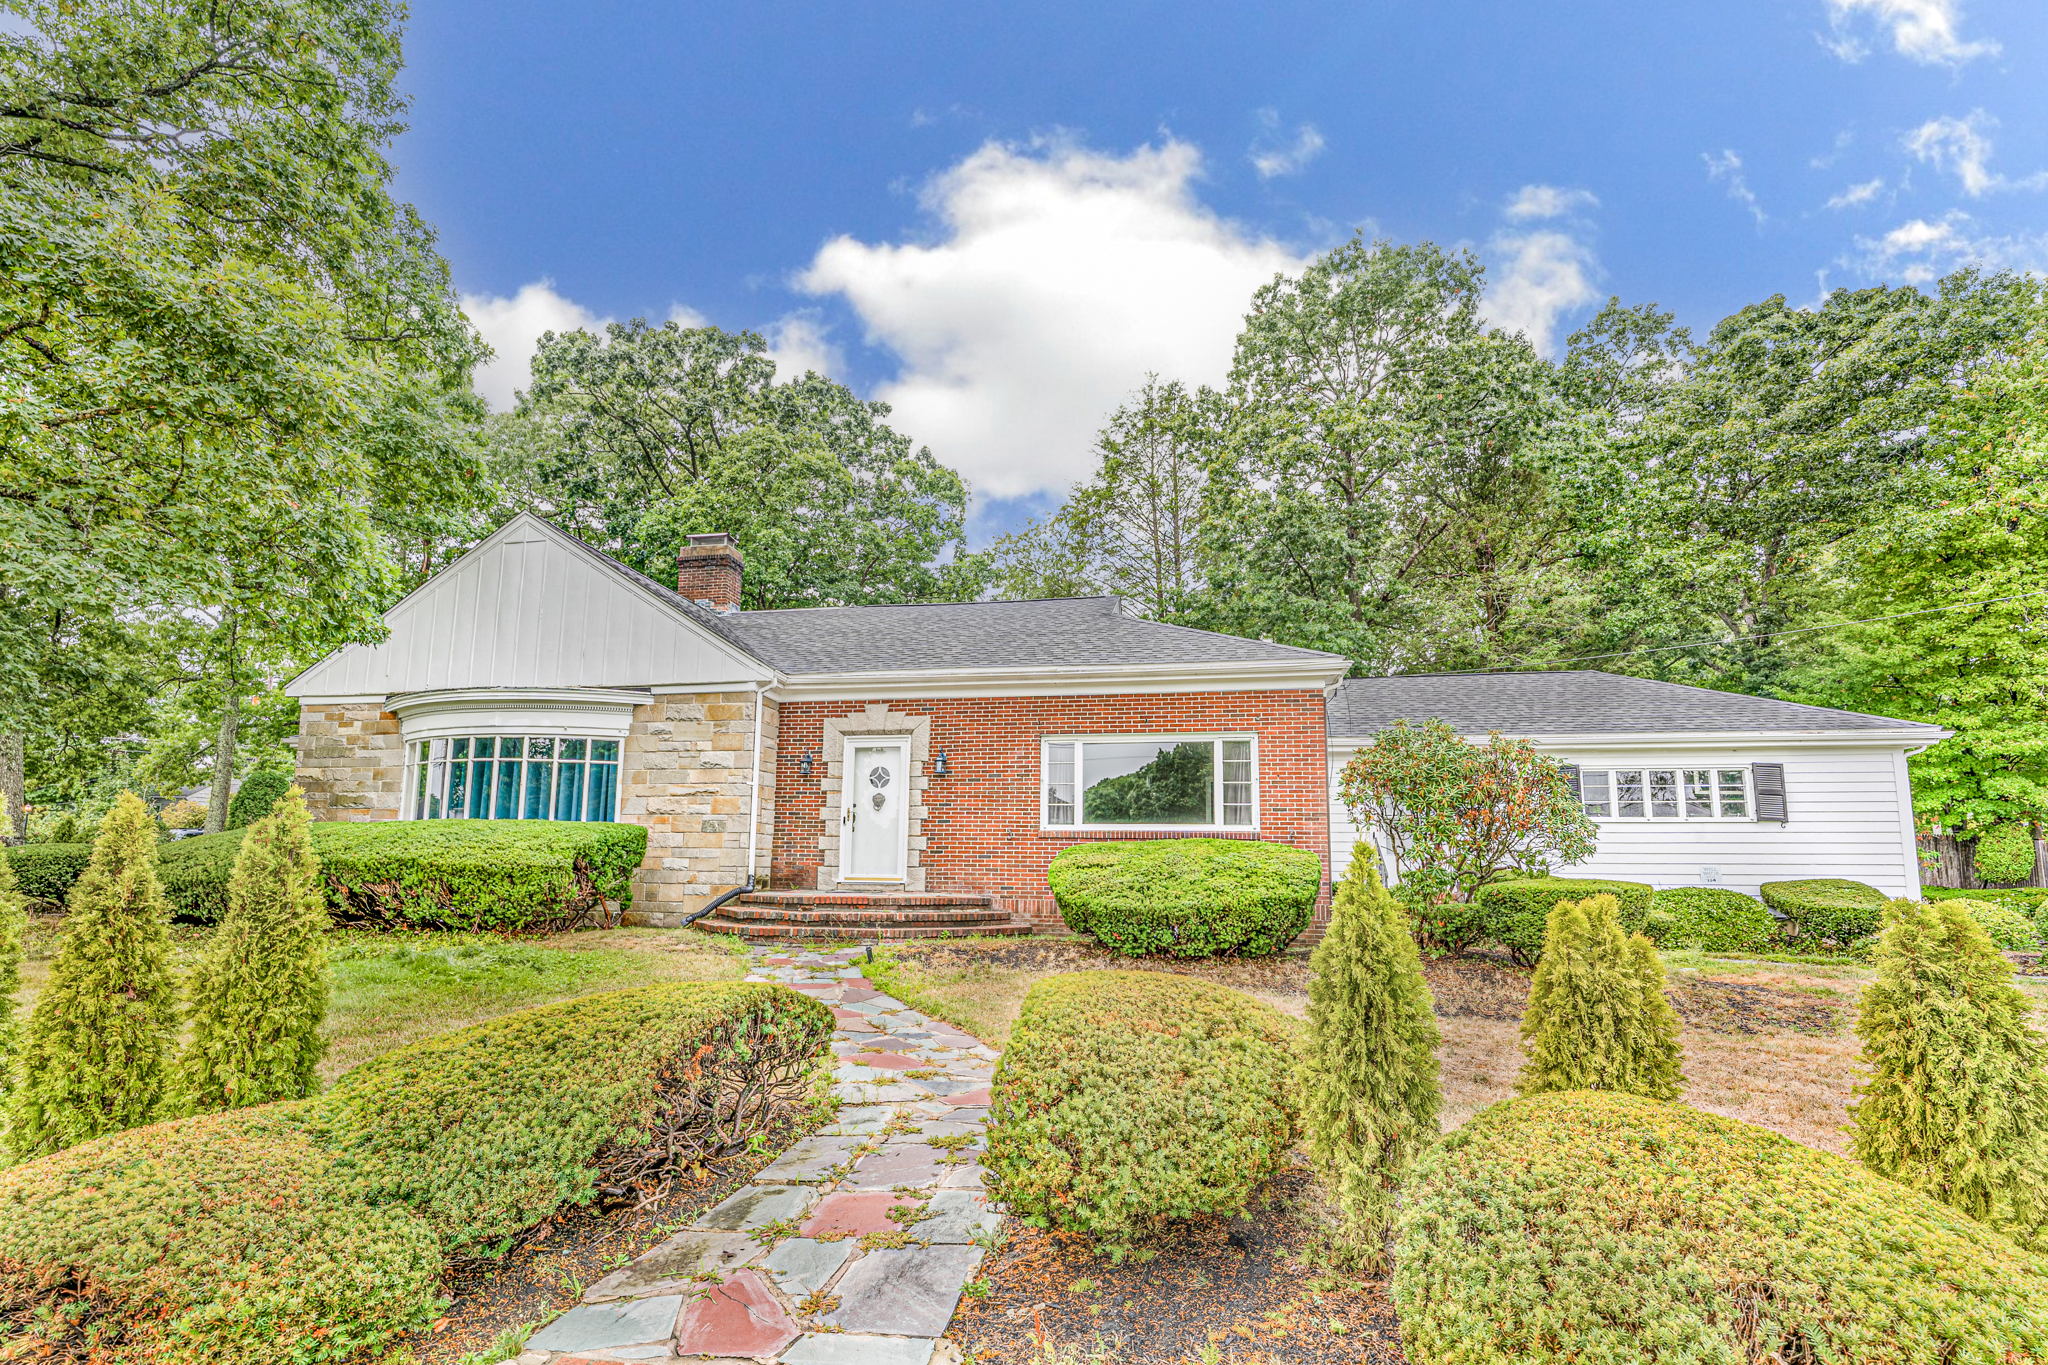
<box><xmin>204</xmin><ymin>619</ymin><xmax>241</xmax><ymax>835</ymax></box>
<box><xmin>0</xmin><ymin>730</ymin><xmax>24</xmax><ymax>844</ymax></box>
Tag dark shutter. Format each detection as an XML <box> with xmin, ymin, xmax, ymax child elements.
<box><xmin>1560</xmin><ymin>763</ymin><xmax>1583</xmax><ymax>803</ymax></box>
<box><xmin>1752</xmin><ymin>762</ymin><xmax>1788</xmax><ymax>822</ymax></box>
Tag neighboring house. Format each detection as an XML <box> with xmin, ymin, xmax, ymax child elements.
<box><xmin>1327</xmin><ymin>672</ymin><xmax>1947</xmax><ymax>899</ymax></box>
<box><xmin>285</xmin><ymin>515</ymin><xmax>1945</xmax><ymax>936</ymax></box>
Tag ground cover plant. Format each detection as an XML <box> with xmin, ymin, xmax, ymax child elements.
<box><xmin>987</xmin><ymin>970</ymin><xmax>1299</xmax><ymax>1260</ymax></box>
<box><xmin>1759</xmin><ymin>877</ymin><xmax>1887</xmax><ymax>946</ymax></box>
<box><xmin>1643</xmin><ymin>886</ymin><xmax>1780</xmax><ymax>953</ymax></box>
<box><xmin>1393</xmin><ymin>1090</ymin><xmax>2048</xmax><ymax>1364</ymax></box>
<box><xmin>1471</xmin><ymin>876</ymin><xmax>1652</xmax><ymax>964</ymax></box>
<box><xmin>0</xmin><ymin>981</ymin><xmax>833</xmax><ymax>1363</ymax></box>
<box><xmin>1047</xmin><ymin>837</ymin><xmax>1319</xmax><ymax>957</ymax></box>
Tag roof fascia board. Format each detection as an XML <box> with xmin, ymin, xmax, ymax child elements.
<box><xmin>1328</xmin><ymin>727</ymin><xmax>1950</xmax><ymax>751</ymax></box>
<box><xmin>775</xmin><ymin>659</ymin><xmax>1345</xmax><ymax>702</ymax></box>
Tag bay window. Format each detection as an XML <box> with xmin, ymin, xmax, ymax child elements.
<box><xmin>1043</xmin><ymin>735</ymin><xmax>1257</xmax><ymax>831</ymax></box>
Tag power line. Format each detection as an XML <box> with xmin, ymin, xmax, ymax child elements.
<box><xmin>1425</xmin><ymin>587</ymin><xmax>2048</xmax><ymax>675</ymax></box>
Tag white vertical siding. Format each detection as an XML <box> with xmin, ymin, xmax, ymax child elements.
<box><xmin>1329</xmin><ymin>740</ymin><xmax>1924</xmax><ymax>899</ymax></box>
<box><xmin>290</xmin><ymin>518</ymin><xmax>772</xmax><ymax>696</ymax></box>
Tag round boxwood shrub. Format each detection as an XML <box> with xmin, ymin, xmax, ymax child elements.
<box><xmin>2</xmin><ymin>841</ymin><xmax>92</xmax><ymax>909</ymax></box>
<box><xmin>986</xmin><ymin>970</ymin><xmax>1298</xmax><ymax>1260</ymax></box>
<box><xmin>1973</xmin><ymin>821</ymin><xmax>2038</xmax><ymax>885</ymax></box>
<box><xmin>226</xmin><ymin>767</ymin><xmax>294</xmax><ymax>829</ymax></box>
<box><xmin>1641</xmin><ymin>886</ymin><xmax>1781</xmax><ymax>953</ymax></box>
<box><xmin>1759</xmin><ymin>877</ymin><xmax>1888</xmax><ymax>945</ymax></box>
<box><xmin>0</xmin><ymin>981</ymin><xmax>832</xmax><ymax>1362</ymax></box>
<box><xmin>1472</xmin><ymin>876</ymin><xmax>1653</xmax><ymax>964</ymax></box>
<box><xmin>1393</xmin><ymin>1091</ymin><xmax>2048</xmax><ymax>1364</ymax></box>
<box><xmin>1939</xmin><ymin>896</ymin><xmax>2042</xmax><ymax>951</ymax></box>
<box><xmin>1046</xmin><ymin>837</ymin><xmax>1320</xmax><ymax>957</ymax></box>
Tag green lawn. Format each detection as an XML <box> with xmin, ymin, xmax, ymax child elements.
<box><xmin>14</xmin><ymin>918</ymin><xmax>751</xmax><ymax>1083</ymax></box>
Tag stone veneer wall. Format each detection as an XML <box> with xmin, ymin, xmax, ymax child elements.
<box><xmin>293</xmin><ymin>703</ymin><xmax>406</xmax><ymax>821</ymax></box>
<box><xmin>621</xmin><ymin>690</ymin><xmax>772</xmax><ymax>927</ymax></box>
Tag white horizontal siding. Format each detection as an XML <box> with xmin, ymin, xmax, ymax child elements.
<box><xmin>1329</xmin><ymin>741</ymin><xmax>1923</xmax><ymax>899</ymax></box>
<box><xmin>291</xmin><ymin>520</ymin><xmax>771</xmax><ymax>696</ymax></box>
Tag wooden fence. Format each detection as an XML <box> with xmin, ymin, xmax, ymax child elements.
<box><xmin>1917</xmin><ymin>832</ymin><xmax>2048</xmax><ymax>890</ymax></box>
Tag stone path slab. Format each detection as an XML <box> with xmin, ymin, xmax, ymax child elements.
<box><xmin>514</xmin><ymin>944</ymin><xmax>1000</xmax><ymax>1365</ymax></box>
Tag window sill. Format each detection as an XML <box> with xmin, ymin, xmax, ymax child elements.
<box><xmin>1038</xmin><ymin>827</ymin><xmax>1263</xmax><ymax>839</ymax></box>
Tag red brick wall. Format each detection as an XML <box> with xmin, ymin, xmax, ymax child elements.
<box><xmin>770</xmin><ymin>690</ymin><xmax>1331</xmax><ymax>917</ymax></box>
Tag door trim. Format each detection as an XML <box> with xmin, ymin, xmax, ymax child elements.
<box><xmin>839</xmin><ymin>736</ymin><xmax>911</xmax><ymax>883</ymax></box>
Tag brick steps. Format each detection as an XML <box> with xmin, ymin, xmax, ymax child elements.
<box><xmin>694</xmin><ymin>891</ymin><xmax>1034</xmax><ymax>942</ymax></box>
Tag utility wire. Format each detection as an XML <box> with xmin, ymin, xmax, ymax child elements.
<box><xmin>1423</xmin><ymin>586</ymin><xmax>2048</xmax><ymax>675</ymax></box>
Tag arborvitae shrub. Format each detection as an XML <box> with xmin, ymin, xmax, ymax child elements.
<box><xmin>1394</xmin><ymin>1091</ymin><xmax>2048</xmax><ymax>1364</ymax></box>
<box><xmin>1472</xmin><ymin>876</ymin><xmax>1653</xmax><ymax>965</ymax></box>
<box><xmin>225</xmin><ymin>767</ymin><xmax>294</xmax><ymax>830</ymax></box>
<box><xmin>1851</xmin><ymin>898</ymin><xmax>2048</xmax><ymax>1249</ymax></box>
<box><xmin>1759</xmin><ymin>877</ymin><xmax>1887</xmax><ymax>944</ymax></box>
<box><xmin>1642</xmin><ymin>886</ymin><xmax>1780</xmax><ymax>953</ymax></box>
<box><xmin>986</xmin><ymin>970</ymin><xmax>1298</xmax><ymax>1260</ymax></box>
<box><xmin>1046</xmin><ymin>838</ymin><xmax>1321</xmax><ymax>957</ymax></box>
<box><xmin>7</xmin><ymin>792</ymin><xmax>178</xmax><ymax>1159</ymax></box>
<box><xmin>1300</xmin><ymin>859</ymin><xmax>1441</xmax><ymax>1267</ymax></box>
<box><xmin>1973</xmin><ymin>821</ymin><xmax>2038</xmax><ymax>885</ymax></box>
<box><xmin>1517</xmin><ymin>895</ymin><xmax>1682</xmax><ymax>1101</ymax></box>
<box><xmin>176</xmin><ymin>788</ymin><xmax>331</xmax><ymax>1114</ymax></box>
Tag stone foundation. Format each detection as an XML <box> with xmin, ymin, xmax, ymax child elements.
<box><xmin>621</xmin><ymin>691</ymin><xmax>772</xmax><ymax>925</ymax></box>
<box><xmin>293</xmin><ymin>703</ymin><xmax>404</xmax><ymax>821</ymax></box>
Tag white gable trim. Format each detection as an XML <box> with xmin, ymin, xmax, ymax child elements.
<box><xmin>287</xmin><ymin>514</ymin><xmax>774</xmax><ymax>698</ymax></box>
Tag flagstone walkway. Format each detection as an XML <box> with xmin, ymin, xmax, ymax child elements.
<box><xmin>511</xmin><ymin>945</ymin><xmax>1001</xmax><ymax>1365</ymax></box>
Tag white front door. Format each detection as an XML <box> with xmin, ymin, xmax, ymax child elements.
<box><xmin>842</xmin><ymin>739</ymin><xmax>909</xmax><ymax>881</ymax></box>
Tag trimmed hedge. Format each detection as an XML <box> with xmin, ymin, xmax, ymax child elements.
<box><xmin>1642</xmin><ymin>886</ymin><xmax>1781</xmax><ymax>953</ymax></box>
<box><xmin>226</xmin><ymin>768</ymin><xmax>294</xmax><ymax>830</ymax></box>
<box><xmin>0</xmin><ymin>982</ymin><xmax>832</xmax><ymax>1362</ymax></box>
<box><xmin>3</xmin><ymin>841</ymin><xmax>92</xmax><ymax>909</ymax></box>
<box><xmin>1759</xmin><ymin>877</ymin><xmax>1887</xmax><ymax>945</ymax></box>
<box><xmin>986</xmin><ymin>970</ymin><xmax>1298</xmax><ymax>1260</ymax></box>
<box><xmin>1973</xmin><ymin>822</ymin><xmax>2039</xmax><ymax>885</ymax></box>
<box><xmin>1472</xmin><ymin>877</ymin><xmax>1653</xmax><ymax>965</ymax></box>
<box><xmin>1046</xmin><ymin>837</ymin><xmax>1320</xmax><ymax>958</ymax></box>
<box><xmin>1938</xmin><ymin>896</ymin><xmax>2042</xmax><ymax>951</ymax></box>
<box><xmin>1928</xmin><ymin>884</ymin><xmax>2048</xmax><ymax>910</ymax></box>
<box><xmin>1394</xmin><ymin>1091</ymin><xmax>2048</xmax><ymax>1364</ymax></box>
<box><xmin>145</xmin><ymin>819</ymin><xmax>647</xmax><ymax>929</ymax></box>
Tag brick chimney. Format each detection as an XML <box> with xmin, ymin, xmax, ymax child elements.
<box><xmin>676</xmin><ymin>532</ymin><xmax>744</xmax><ymax>612</ymax></box>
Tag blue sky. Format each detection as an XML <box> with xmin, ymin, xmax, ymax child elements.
<box><xmin>392</xmin><ymin>0</ymin><xmax>2048</xmax><ymax>533</ymax></box>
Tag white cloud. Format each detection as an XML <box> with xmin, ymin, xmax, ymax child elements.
<box><xmin>797</xmin><ymin>137</ymin><xmax>1308</xmax><ymax>500</ymax></box>
<box><xmin>762</xmin><ymin>314</ymin><xmax>845</xmax><ymax>379</ymax></box>
<box><xmin>1849</xmin><ymin>210</ymin><xmax>2048</xmax><ymax>283</ymax></box>
<box><xmin>1503</xmin><ymin>184</ymin><xmax>1599</xmax><ymax>221</ymax></box>
<box><xmin>1249</xmin><ymin>110</ymin><xmax>1326</xmax><ymax>179</ymax></box>
<box><xmin>1903</xmin><ymin>111</ymin><xmax>2048</xmax><ymax>197</ymax></box>
<box><xmin>461</xmin><ymin>280</ymin><xmax>611</xmax><ymax>411</ymax></box>
<box><xmin>1704</xmin><ymin>149</ymin><xmax>1767</xmax><ymax>226</ymax></box>
<box><xmin>1826</xmin><ymin>177</ymin><xmax>1886</xmax><ymax>209</ymax></box>
<box><xmin>1821</xmin><ymin>0</ymin><xmax>1998</xmax><ymax>65</ymax></box>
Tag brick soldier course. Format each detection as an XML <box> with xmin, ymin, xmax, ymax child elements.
<box><xmin>509</xmin><ymin>945</ymin><xmax>1000</xmax><ymax>1365</ymax></box>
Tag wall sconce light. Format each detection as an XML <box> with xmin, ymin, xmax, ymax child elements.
<box><xmin>934</xmin><ymin>751</ymin><xmax>950</xmax><ymax>777</ymax></box>
<box><xmin>800</xmin><ymin>750</ymin><xmax>814</xmax><ymax>777</ymax></box>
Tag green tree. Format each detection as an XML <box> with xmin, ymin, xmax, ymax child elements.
<box><xmin>1851</xmin><ymin>898</ymin><xmax>2048</xmax><ymax>1249</ymax></box>
<box><xmin>8</xmin><ymin>792</ymin><xmax>177</xmax><ymax>1157</ymax></box>
<box><xmin>1203</xmin><ymin>237</ymin><xmax>1583</xmax><ymax>670</ymax></box>
<box><xmin>1337</xmin><ymin>719</ymin><xmax>1595</xmax><ymax>914</ymax></box>
<box><xmin>1</xmin><ymin>0</ymin><xmax>482</xmax><ymax>829</ymax></box>
<box><xmin>1301</xmin><ymin>858</ymin><xmax>1442</xmax><ymax>1267</ymax></box>
<box><xmin>1800</xmin><ymin>329</ymin><xmax>2048</xmax><ymax>831</ymax></box>
<box><xmin>1517</xmin><ymin>895</ymin><xmax>1683</xmax><ymax>1101</ymax></box>
<box><xmin>0</xmin><ymin>819</ymin><xmax>28</xmax><ymax>1081</ymax></box>
<box><xmin>175</xmin><ymin>789</ymin><xmax>329</xmax><ymax>1114</ymax></box>
<box><xmin>504</xmin><ymin>320</ymin><xmax>981</xmax><ymax>608</ymax></box>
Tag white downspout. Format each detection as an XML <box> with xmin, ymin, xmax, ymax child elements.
<box><xmin>745</xmin><ymin>679</ymin><xmax>769</xmax><ymax>884</ymax></box>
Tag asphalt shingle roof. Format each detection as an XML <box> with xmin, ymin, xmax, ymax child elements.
<box><xmin>1328</xmin><ymin>670</ymin><xmax>1942</xmax><ymax>739</ymax></box>
<box><xmin>553</xmin><ymin>523</ymin><xmax>1344</xmax><ymax>676</ymax></box>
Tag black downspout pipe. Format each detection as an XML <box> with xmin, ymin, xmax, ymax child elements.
<box><xmin>682</xmin><ymin>881</ymin><xmax>755</xmax><ymax>929</ymax></box>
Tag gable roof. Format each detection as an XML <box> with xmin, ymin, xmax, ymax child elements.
<box><xmin>551</xmin><ymin>519</ymin><xmax>1345</xmax><ymax>677</ymax></box>
<box><xmin>1328</xmin><ymin>670</ymin><xmax>1946</xmax><ymax>741</ymax></box>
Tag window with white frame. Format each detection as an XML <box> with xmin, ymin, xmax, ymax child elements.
<box><xmin>1578</xmin><ymin>766</ymin><xmax>1750</xmax><ymax>821</ymax></box>
<box><xmin>405</xmin><ymin>736</ymin><xmax>622</xmax><ymax>821</ymax></box>
<box><xmin>1043</xmin><ymin>735</ymin><xmax>1257</xmax><ymax>830</ymax></box>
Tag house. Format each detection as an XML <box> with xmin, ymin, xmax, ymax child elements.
<box><xmin>1328</xmin><ymin>672</ymin><xmax>1946</xmax><ymax>899</ymax></box>
<box><xmin>285</xmin><ymin>514</ymin><xmax>1946</xmax><ymax>937</ymax></box>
